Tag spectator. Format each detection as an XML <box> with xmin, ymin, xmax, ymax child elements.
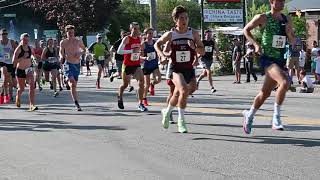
<box><xmin>299</xmin><ymin>70</ymin><xmax>314</xmax><ymax>93</ymax></box>
<box><xmin>311</xmin><ymin>41</ymin><xmax>320</xmax><ymax>82</ymax></box>
<box><xmin>314</xmin><ymin>50</ymin><xmax>320</xmax><ymax>84</ymax></box>
<box><xmin>232</xmin><ymin>38</ymin><xmax>242</xmax><ymax>84</ymax></box>
<box><xmin>244</xmin><ymin>42</ymin><xmax>257</xmax><ymax>83</ymax></box>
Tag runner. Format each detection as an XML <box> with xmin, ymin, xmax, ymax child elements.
<box><xmin>12</xmin><ymin>33</ymin><xmax>38</xmax><ymax>111</ymax></box>
<box><xmin>242</xmin><ymin>0</ymin><xmax>295</xmax><ymax>134</ymax></box>
<box><xmin>117</xmin><ymin>22</ymin><xmax>147</xmax><ymax>112</ymax></box>
<box><xmin>42</xmin><ymin>38</ymin><xmax>60</xmax><ymax>97</ymax></box>
<box><xmin>154</xmin><ymin>6</ymin><xmax>205</xmax><ymax>133</ymax></box>
<box><xmin>110</xmin><ymin>30</ymin><xmax>127</xmax><ymax>81</ymax></box>
<box><xmin>54</xmin><ymin>39</ymin><xmax>63</xmax><ymax>91</ymax></box>
<box><xmin>59</xmin><ymin>25</ymin><xmax>86</xmax><ymax>111</ymax></box>
<box><xmin>141</xmin><ymin>28</ymin><xmax>161</xmax><ymax>106</ymax></box>
<box><xmin>33</xmin><ymin>40</ymin><xmax>44</xmax><ymax>91</ymax></box>
<box><xmin>88</xmin><ymin>34</ymin><xmax>109</xmax><ymax>89</ymax></box>
<box><xmin>0</xmin><ymin>29</ymin><xmax>18</xmax><ymax>104</ymax></box>
<box><xmin>197</xmin><ymin>29</ymin><xmax>219</xmax><ymax>93</ymax></box>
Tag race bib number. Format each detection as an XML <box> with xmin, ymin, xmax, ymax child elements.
<box><xmin>4</xmin><ymin>53</ymin><xmax>10</xmax><ymax>60</ymax></box>
<box><xmin>131</xmin><ymin>53</ymin><xmax>140</xmax><ymax>61</ymax></box>
<box><xmin>272</xmin><ymin>35</ymin><xmax>286</xmax><ymax>48</ymax></box>
<box><xmin>25</xmin><ymin>67</ymin><xmax>33</xmax><ymax>74</ymax></box>
<box><xmin>147</xmin><ymin>52</ymin><xmax>156</xmax><ymax>61</ymax></box>
<box><xmin>205</xmin><ymin>46</ymin><xmax>213</xmax><ymax>53</ymax></box>
<box><xmin>176</xmin><ymin>51</ymin><xmax>191</xmax><ymax>63</ymax></box>
<box><xmin>98</xmin><ymin>56</ymin><xmax>105</xmax><ymax>61</ymax></box>
<box><xmin>63</xmin><ymin>64</ymin><xmax>70</xmax><ymax>72</ymax></box>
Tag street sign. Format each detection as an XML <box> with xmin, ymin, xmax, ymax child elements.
<box><xmin>34</xmin><ymin>29</ymin><xmax>38</xmax><ymax>39</ymax></box>
<box><xmin>204</xmin><ymin>9</ymin><xmax>243</xmax><ymax>23</ymax></box>
<box><xmin>43</xmin><ymin>30</ymin><xmax>58</xmax><ymax>39</ymax></box>
<box><xmin>3</xmin><ymin>14</ymin><xmax>16</xmax><ymax>18</ymax></box>
<box><xmin>139</xmin><ymin>0</ymin><xmax>149</xmax><ymax>5</ymax></box>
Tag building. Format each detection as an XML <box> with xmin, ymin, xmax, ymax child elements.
<box><xmin>287</xmin><ymin>0</ymin><xmax>320</xmax><ymax>49</ymax></box>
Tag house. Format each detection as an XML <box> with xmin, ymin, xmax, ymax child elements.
<box><xmin>286</xmin><ymin>0</ymin><xmax>320</xmax><ymax>49</ymax></box>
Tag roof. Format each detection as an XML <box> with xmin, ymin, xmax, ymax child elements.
<box><xmin>286</xmin><ymin>0</ymin><xmax>320</xmax><ymax>12</ymax></box>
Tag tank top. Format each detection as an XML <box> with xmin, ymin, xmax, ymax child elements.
<box><xmin>261</xmin><ymin>12</ymin><xmax>288</xmax><ymax>59</ymax></box>
<box><xmin>18</xmin><ymin>45</ymin><xmax>32</xmax><ymax>59</ymax></box>
<box><xmin>0</xmin><ymin>39</ymin><xmax>14</xmax><ymax>64</ymax></box>
<box><xmin>123</xmin><ymin>36</ymin><xmax>141</xmax><ymax>66</ymax></box>
<box><xmin>45</xmin><ymin>48</ymin><xmax>56</xmax><ymax>58</ymax></box>
<box><xmin>170</xmin><ymin>28</ymin><xmax>196</xmax><ymax>71</ymax></box>
<box><xmin>202</xmin><ymin>40</ymin><xmax>215</xmax><ymax>61</ymax></box>
<box><xmin>143</xmin><ymin>40</ymin><xmax>158</xmax><ymax>69</ymax></box>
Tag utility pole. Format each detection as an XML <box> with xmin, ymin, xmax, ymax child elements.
<box><xmin>150</xmin><ymin>0</ymin><xmax>157</xmax><ymax>32</ymax></box>
<box><xmin>200</xmin><ymin>0</ymin><xmax>204</xmax><ymax>41</ymax></box>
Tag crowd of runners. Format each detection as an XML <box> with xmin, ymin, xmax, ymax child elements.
<box><xmin>0</xmin><ymin>0</ymin><xmax>316</xmax><ymax>134</ymax></box>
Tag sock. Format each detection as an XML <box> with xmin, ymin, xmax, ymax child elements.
<box><xmin>178</xmin><ymin>107</ymin><xmax>185</xmax><ymax>120</ymax></box>
<box><xmin>166</xmin><ymin>105</ymin><xmax>174</xmax><ymax>114</ymax></box>
<box><xmin>247</xmin><ymin>105</ymin><xmax>258</xmax><ymax>119</ymax></box>
<box><xmin>274</xmin><ymin>103</ymin><xmax>281</xmax><ymax>117</ymax></box>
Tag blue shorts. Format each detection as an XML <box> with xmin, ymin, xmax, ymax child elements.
<box><xmin>64</xmin><ymin>62</ymin><xmax>80</xmax><ymax>81</ymax></box>
<box><xmin>260</xmin><ymin>55</ymin><xmax>287</xmax><ymax>74</ymax></box>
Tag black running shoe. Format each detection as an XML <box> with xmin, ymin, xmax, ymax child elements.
<box><xmin>118</xmin><ymin>99</ymin><xmax>124</xmax><ymax>109</ymax></box>
<box><xmin>128</xmin><ymin>86</ymin><xmax>134</xmax><ymax>92</ymax></box>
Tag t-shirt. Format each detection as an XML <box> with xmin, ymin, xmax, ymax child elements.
<box><xmin>88</xmin><ymin>42</ymin><xmax>108</xmax><ymax>60</ymax></box>
<box><xmin>202</xmin><ymin>40</ymin><xmax>215</xmax><ymax>61</ymax></box>
<box><xmin>245</xmin><ymin>48</ymin><xmax>254</xmax><ymax>62</ymax></box>
<box><xmin>232</xmin><ymin>45</ymin><xmax>242</xmax><ymax>62</ymax></box>
<box><xmin>302</xmin><ymin>76</ymin><xmax>314</xmax><ymax>88</ymax></box>
<box><xmin>288</xmin><ymin>38</ymin><xmax>302</xmax><ymax>57</ymax></box>
<box><xmin>113</xmin><ymin>38</ymin><xmax>124</xmax><ymax>61</ymax></box>
<box><xmin>314</xmin><ymin>57</ymin><xmax>320</xmax><ymax>74</ymax></box>
<box><xmin>299</xmin><ymin>50</ymin><xmax>306</xmax><ymax>67</ymax></box>
<box><xmin>311</xmin><ymin>47</ymin><xmax>320</xmax><ymax>61</ymax></box>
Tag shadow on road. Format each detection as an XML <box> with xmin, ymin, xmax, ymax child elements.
<box><xmin>189</xmin><ymin>132</ymin><xmax>320</xmax><ymax>147</ymax></box>
<box><xmin>0</xmin><ymin>119</ymin><xmax>127</xmax><ymax>132</ymax></box>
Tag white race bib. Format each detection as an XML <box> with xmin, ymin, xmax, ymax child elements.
<box><xmin>25</xmin><ymin>67</ymin><xmax>33</xmax><ymax>74</ymax></box>
<box><xmin>4</xmin><ymin>53</ymin><xmax>10</xmax><ymax>60</ymax></box>
<box><xmin>176</xmin><ymin>51</ymin><xmax>191</xmax><ymax>63</ymax></box>
<box><xmin>205</xmin><ymin>46</ymin><xmax>213</xmax><ymax>53</ymax></box>
<box><xmin>147</xmin><ymin>52</ymin><xmax>156</xmax><ymax>61</ymax></box>
<box><xmin>131</xmin><ymin>53</ymin><xmax>140</xmax><ymax>61</ymax></box>
<box><xmin>63</xmin><ymin>64</ymin><xmax>70</xmax><ymax>72</ymax></box>
<box><xmin>272</xmin><ymin>35</ymin><xmax>286</xmax><ymax>49</ymax></box>
<box><xmin>48</xmin><ymin>57</ymin><xmax>58</xmax><ymax>63</ymax></box>
<box><xmin>98</xmin><ymin>56</ymin><xmax>105</xmax><ymax>61</ymax></box>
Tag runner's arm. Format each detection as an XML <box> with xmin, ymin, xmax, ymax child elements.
<box><xmin>12</xmin><ymin>45</ymin><xmax>21</xmax><ymax>68</ymax></box>
<box><xmin>243</xmin><ymin>14</ymin><xmax>266</xmax><ymax>53</ymax></box>
<box><xmin>286</xmin><ymin>16</ymin><xmax>296</xmax><ymax>45</ymax></box>
<box><xmin>140</xmin><ymin>42</ymin><xmax>148</xmax><ymax>61</ymax></box>
<box><xmin>154</xmin><ymin>32</ymin><xmax>172</xmax><ymax>61</ymax></box>
<box><xmin>193</xmin><ymin>31</ymin><xmax>205</xmax><ymax>56</ymax></box>
<box><xmin>59</xmin><ymin>40</ymin><xmax>65</xmax><ymax>63</ymax></box>
<box><xmin>117</xmin><ymin>36</ymin><xmax>132</xmax><ymax>55</ymax></box>
<box><xmin>79</xmin><ymin>40</ymin><xmax>86</xmax><ymax>54</ymax></box>
<box><xmin>41</xmin><ymin>48</ymin><xmax>47</xmax><ymax>61</ymax></box>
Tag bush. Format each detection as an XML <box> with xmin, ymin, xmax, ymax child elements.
<box><xmin>214</xmin><ymin>32</ymin><xmax>233</xmax><ymax>75</ymax></box>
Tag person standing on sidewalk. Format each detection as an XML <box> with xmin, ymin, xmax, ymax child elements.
<box><xmin>232</xmin><ymin>38</ymin><xmax>242</xmax><ymax>84</ymax></box>
<box><xmin>242</xmin><ymin>0</ymin><xmax>296</xmax><ymax>134</ymax></box>
<box><xmin>243</xmin><ymin>42</ymin><xmax>257</xmax><ymax>83</ymax></box>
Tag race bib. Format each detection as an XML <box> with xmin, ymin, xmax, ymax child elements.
<box><xmin>98</xmin><ymin>56</ymin><xmax>105</xmax><ymax>61</ymax></box>
<box><xmin>25</xmin><ymin>67</ymin><xmax>33</xmax><ymax>74</ymax></box>
<box><xmin>147</xmin><ymin>52</ymin><xmax>156</xmax><ymax>61</ymax></box>
<box><xmin>48</xmin><ymin>57</ymin><xmax>58</xmax><ymax>63</ymax></box>
<box><xmin>272</xmin><ymin>35</ymin><xmax>286</xmax><ymax>48</ymax></box>
<box><xmin>205</xmin><ymin>46</ymin><xmax>213</xmax><ymax>53</ymax></box>
<box><xmin>4</xmin><ymin>53</ymin><xmax>10</xmax><ymax>60</ymax></box>
<box><xmin>176</xmin><ymin>51</ymin><xmax>191</xmax><ymax>63</ymax></box>
<box><xmin>131</xmin><ymin>53</ymin><xmax>140</xmax><ymax>61</ymax></box>
<box><xmin>63</xmin><ymin>64</ymin><xmax>70</xmax><ymax>72</ymax></box>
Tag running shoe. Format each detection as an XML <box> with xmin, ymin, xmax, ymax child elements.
<box><xmin>28</xmin><ymin>105</ymin><xmax>38</xmax><ymax>112</ymax></box>
<box><xmin>0</xmin><ymin>95</ymin><xmax>4</xmax><ymax>104</ymax></box>
<box><xmin>59</xmin><ymin>86</ymin><xmax>63</xmax><ymax>91</ymax></box>
<box><xmin>128</xmin><ymin>86</ymin><xmax>134</xmax><ymax>92</ymax></box>
<box><xmin>272</xmin><ymin>115</ymin><xmax>284</xmax><ymax>131</ymax></box>
<box><xmin>54</xmin><ymin>92</ymin><xmax>59</xmax><ymax>97</ymax></box>
<box><xmin>75</xmin><ymin>102</ymin><xmax>82</xmax><ymax>111</ymax></box>
<box><xmin>161</xmin><ymin>109</ymin><xmax>170</xmax><ymax>129</ymax></box>
<box><xmin>177</xmin><ymin>118</ymin><xmax>188</xmax><ymax>133</ymax></box>
<box><xmin>149</xmin><ymin>84</ymin><xmax>155</xmax><ymax>96</ymax></box>
<box><xmin>138</xmin><ymin>103</ymin><xmax>148</xmax><ymax>112</ymax></box>
<box><xmin>39</xmin><ymin>86</ymin><xmax>43</xmax><ymax>91</ymax></box>
<box><xmin>66</xmin><ymin>84</ymin><xmax>71</xmax><ymax>90</ymax></box>
<box><xmin>142</xmin><ymin>99</ymin><xmax>149</xmax><ymax>106</ymax></box>
<box><xmin>118</xmin><ymin>99</ymin><xmax>124</xmax><ymax>109</ymax></box>
<box><xmin>110</xmin><ymin>73</ymin><xmax>115</xmax><ymax>82</ymax></box>
<box><xmin>96</xmin><ymin>80</ymin><xmax>101</xmax><ymax>89</ymax></box>
<box><xmin>211</xmin><ymin>87</ymin><xmax>217</xmax><ymax>93</ymax></box>
<box><xmin>242</xmin><ymin>110</ymin><xmax>254</xmax><ymax>134</ymax></box>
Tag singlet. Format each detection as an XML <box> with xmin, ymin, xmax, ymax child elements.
<box><xmin>143</xmin><ymin>40</ymin><xmax>158</xmax><ymax>69</ymax></box>
<box><xmin>18</xmin><ymin>45</ymin><xmax>32</xmax><ymax>59</ymax></box>
<box><xmin>261</xmin><ymin>12</ymin><xmax>288</xmax><ymax>60</ymax></box>
<box><xmin>0</xmin><ymin>39</ymin><xmax>14</xmax><ymax>64</ymax></box>
<box><xmin>123</xmin><ymin>36</ymin><xmax>141</xmax><ymax>66</ymax></box>
<box><xmin>88</xmin><ymin>42</ymin><xmax>108</xmax><ymax>60</ymax></box>
<box><xmin>202</xmin><ymin>40</ymin><xmax>215</xmax><ymax>61</ymax></box>
<box><xmin>170</xmin><ymin>28</ymin><xmax>196</xmax><ymax>70</ymax></box>
<box><xmin>34</xmin><ymin>48</ymin><xmax>42</xmax><ymax>58</ymax></box>
<box><xmin>45</xmin><ymin>48</ymin><xmax>57</xmax><ymax>58</ymax></box>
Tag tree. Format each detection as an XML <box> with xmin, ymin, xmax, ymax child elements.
<box><xmin>26</xmin><ymin>0</ymin><xmax>120</xmax><ymax>37</ymax></box>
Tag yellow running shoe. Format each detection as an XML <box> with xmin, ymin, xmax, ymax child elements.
<box><xmin>28</xmin><ymin>105</ymin><xmax>38</xmax><ymax>112</ymax></box>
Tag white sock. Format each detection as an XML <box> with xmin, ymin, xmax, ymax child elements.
<box><xmin>178</xmin><ymin>107</ymin><xmax>185</xmax><ymax>120</ymax></box>
<box><xmin>166</xmin><ymin>105</ymin><xmax>174</xmax><ymax>114</ymax></box>
<box><xmin>274</xmin><ymin>103</ymin><xmax>281</xmax><ymax>117</ymax></box>
<box><xmin>247</xmin><ymin>105</ymin><xmax>258</xmax><ymax>119</ymax></box>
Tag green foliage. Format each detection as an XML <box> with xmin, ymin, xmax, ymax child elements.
<box><xmin>215</xmin><ymin>32</ymin><xmax>233</xmax><ymax>74</ymax></box>
<box><xmin>292</xmin><ymin>16</ymin><xmax>306</xmax><ymax>39</ymax></box>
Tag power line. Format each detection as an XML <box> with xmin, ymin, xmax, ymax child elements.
<box><xmin>0</xmin><ymin>0</ymin><xmax>30</xmax><ymax>9</ymax></box>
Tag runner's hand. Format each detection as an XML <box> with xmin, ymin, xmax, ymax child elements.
<box><xmin>254</xmin><ymin>43</ymin><xmax>262</xmax><ymax>55</ymax></box>
<box><xmin>188</xmin><ymin>40</ymin><xmax>196</xmax><ymax>50</ymax></box>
